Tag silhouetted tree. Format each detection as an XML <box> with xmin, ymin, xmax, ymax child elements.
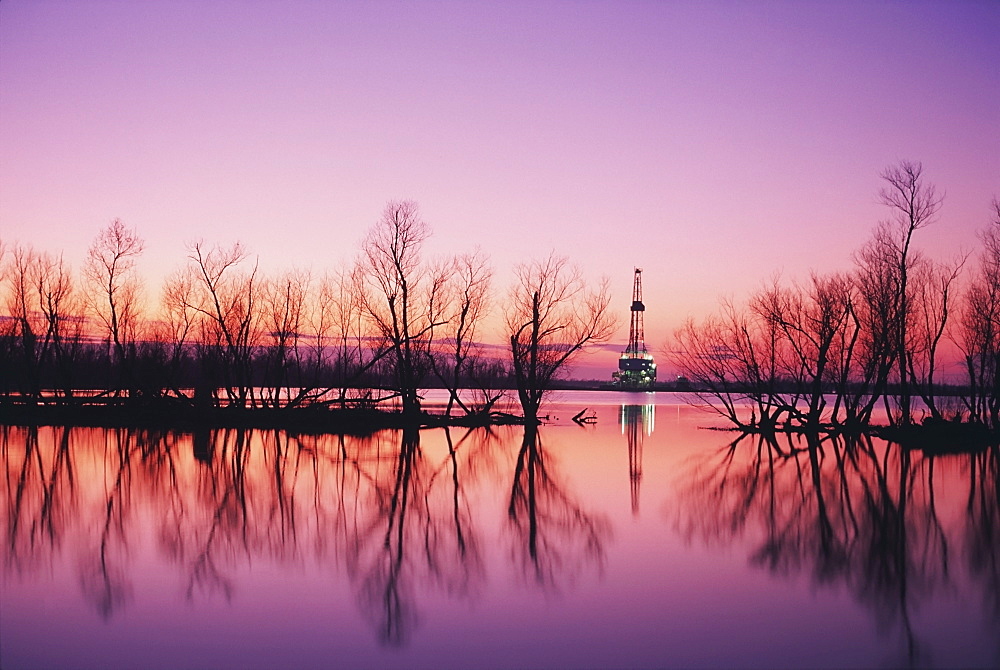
<box><xmin>960</xmin><ymin>197</ymin><xmax>1000</xmax><ymax>427</ymax></box>
<box><xmin>907</xmin><ymin>256</ymin><xmax>965</xmax><ymax>419</ymax></box>
<box><xmin>186</xmin><ymin>241</ymin><xmax>261</xmax><ymax>407</ymax></box>
<box><xmin>877</xmin><ymin>161</ymin><xmax>943</xmax><ymax>425</ymax></box>
<box><xmin>670</xmin><ymin>296</ymin><xmax>785</xmax><ymax>430</ymax></box>
<box><xmin>160</xmin><ymin>266</ymin><xmax>199</xmax><ymax>395</ymax></box>
<box><xmin>84</xmin><ymin>219</ymin><xmax>145</xmax><ymax>395</ymax></box>
<box><xmin>428</xmin><ymin>249</ymin><xmax>495</xmax><ymax>417</ymax></box>
<box><xmin>505</xmin><ymin>254</ymin><xmax>615</xmax><ymax>424</ymax></box>
<box><xmin>311</xmin><ymin>266</ymin><xmax>384</xmax><ymax>402</ymax></box>
<box><xmin>671</xmin><ymin>162</ymin><xmax>950</xmax><ymax>433</ymax></box>
<box><xmin>751</xmin><ymin>273</ymin><xmax>854</xmax><ymax>429</ymax></box>
<box><xmin>261</xmin><ymin>269</ymin><xmax>310</xmax><ymax>406</ymax></box>
<box><xmin>3</xmin><ymin>245</ymin><xmax>44</xmax><ymax>396</ymax></box>
<box><xmin>34</xmin><ymin>252</ymin><xmax>82</xmax><ymax>397</ymax></box>
<box><xmin>359</xmin><ymin>201</ymin><xmax>448</xmax><ymax>419</ymax></box>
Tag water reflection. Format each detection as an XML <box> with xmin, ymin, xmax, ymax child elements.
<box><xmin>2</xmin><ymin>423</ymin><xmax>609</xmax><ymax>649</ymax></box>
<box><xmin>619</xmin><ymin>404</ymin><xmax>655</xmax><ymax>515</ymax></box>
<box><xmin>5</xmin><ymin>425</ymin><xmax>75</xmax><ymax>579</ymax></box>
<box><xmin>349</xmin><ymin>425</ymin><xmax>485</xmax><ymax>646</ymax></box>
<box><xmin>507</xmin><ymin>424</ymin><xmax>611</xmax><ymax>589</ymax></box>
<box><xmin>3</xmin><ymin>416</ymin><xmax>997</xmax><ymax>666</ymax></box>
<box><xmin>676</xmin><ymin>431</ymin><xmax>1000</xmax><ymax>666</ymax></box>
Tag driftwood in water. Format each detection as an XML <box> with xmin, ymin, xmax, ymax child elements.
<box><xmin>572</xmin><ymin>408</ymin><xmax>597</xmax><ymax>425</ymax></box>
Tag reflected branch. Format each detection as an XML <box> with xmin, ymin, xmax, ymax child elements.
<box><xmin>675</xmin><ymin>429</ymin><xmax>990</xmax><ymax>666</ymax></box>
<box><xmin>79</xmin><ymin>429</ymin><xmax>135</xmax><ymax>620</ymax></box>
<box><xmin>507</xmin><ymin>425</ymin><xmax>610</xmax><ymax>590</ymax></box>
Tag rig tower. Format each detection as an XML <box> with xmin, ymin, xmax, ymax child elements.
<box><xmin>613</xmin><ymin>268</ymin><xmax>657</xmax><ymax>388</ymax></box>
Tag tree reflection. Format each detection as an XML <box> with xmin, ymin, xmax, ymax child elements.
<box><xmin>966</xmin><ymin>445</ymin><xmax>1000</xmax><ymax>620</ymax></box>
<box><xmin>346</xmin><ymin>425</ymin><xmax>489</xmax><ymax>646</ymax></box>
<box><xmin>507</xmin><ymin>424</ymin><xmax>610</xmax><ymax>590</ymax></box>
<box><xmin>78</xmin><ymin>428</ymin><xmax>136</xmax><ymax>620</ymax></box>
<box><xmin>3</xmin><ymin>425</ymin><xmax>496</xmax><ymax>640</ymax></box>
<box><xmin>4</xmin><ymin>423</ymin><xmax>996</xmax><ymax>660</ymax></box>
<box><xmin>3</xmin><ymin>425</ymin><xmax>75</xmax><ymax>576</ymax></box>
<box><xmin>352</xmin><ymin>427</ymin><xmax>421</xmax><ymax>646</ymax></box>
<box><xmin>3</xmin><ymin>424</ymin><xmax>612</xmax><ymax>638</ymax></box>
<box><xmin>677</xmin><ymin>431</ymin><xmax>1000</xmax><ymax>666</ymax></box>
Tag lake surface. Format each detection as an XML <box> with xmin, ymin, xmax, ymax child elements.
<box><xmin>2</xmin><ymin>391</ymin><xmax>997</xmax><ymax>669</ymax></box>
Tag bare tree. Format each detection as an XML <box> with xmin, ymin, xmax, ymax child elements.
<box><xmin>960</xmin><ymin>197</ymin><xmax>1000</xmax><ymax>427</ymax></box>
<box><xmin>359</xmin><ymin>201</ymin><xmax>447</xmax><ymax>419</ymax></box>
<box><xmin>850</xmin><ymin>227</ymin><xmax>904</xmax><ymax>425</ymax></box>
<box><xmin>751</xmin><ymin>273</ymin><xmax>854</xmax><ymax>430</ymax></box>
<box><xmin>186</xmin><ymin>241</ymin><xmax>261</xmax><ymax>407</ymax></box>
<box><xmin>84</xmin><ymin>219</ymin><xmax>145</xmax><ymax>395</ymax></box>
<box><xmin>310</xmin><ymin>267</ymin><xmax>372</xmax><ymax>401</ymax></box>
<box><xmin>308</xmin><ymin>271</ymin><xmax>337</xmax><ymax>387</ymax></box>
<box><xmin>261</xmin><ymin>269</ymin><xmax>310</xmax><ymax>406</ymax></box>
<box><xmin>877</xmin><ymin>161</ymin><xmax>943</xmax><ymax>424</ymax></box>
<box><xmin>907</xmin><ymin>256</ymin><xmax>965</xmax><ymax>420</ymax></box>
<box><xmin>670</xmin><ymin>296</ymin><xmax>784</xmax><ymax>430</ymax></box>
<box><xmin>670</xmin><ymin>314</ymin><xmax>746</xmax><ymax>427</ymax></box>
<box><xmin>34</xmin><ymin>252</ymin><xmax>82</xmax><ymax>397</ymax></box>
<box><xmin>3</xmin><ymin>245</ymin><xmax>43</xmax><ymax>396</ymax></box>
<box><xmin>1</xmin><ymin>245</ymin><xmax>85</xmax><ymax>399</ymax></box>
<box><xmin>428</xmin><ymin>249</ymin><xmax>495</xmax><ymax>417</ymax></box>
<box><xmin>160</xmin><ymin>266</ymin><xmax>200</xmax><ymax>396</ymax></box>
<box><xmin>505</xmin><ymin>253</ymin><xmax>616</xmax><ymax>424</ymax></box>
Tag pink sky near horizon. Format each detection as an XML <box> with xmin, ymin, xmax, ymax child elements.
<box><xmin>2</xmin><ymin>0</ymin><xmax>998</xmax><ymax>379</ymax></box>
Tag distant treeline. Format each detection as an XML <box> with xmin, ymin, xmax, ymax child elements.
<box><xmin>3</xmin><ymin>161</ymin><xmax>998</xmax><ymax>435</ymax></box>
<box><xmin>670</xmin><ymin>161</ymin><xmax>1000</xmax><ymax>434</ymax></box>
<box><xmin>1</xmin><ymin>200</ymin><xmax>613</xmax><ymax>425</ymax></box>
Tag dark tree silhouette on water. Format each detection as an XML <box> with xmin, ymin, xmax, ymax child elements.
<box><xmin>505</xmin><ymin>254</ymin><xmax>616</xmax><ymax>424</ymax></box>
<box><xmin>427</xmin><ymin>249</ymin><xmax>496</xmax><ymax>417</ymax></box>
<box><xmin>3</xmin><ymin>182</ymin><xmax>997</xmax><ymax>433</ymax></box>
<box><xmin>875</xmin><ymin>160</ymin><xmax>943</xmax><ymax>425</ymax></box>
<box><xmin>359</xmin><ymin>201</ymin><xmax>449</xmax><ymax>419</ymax></box>
<box><xmin>185</xmin><ymin>241</ymin><xmax>261</xmax><ymax>406</ymax></box>
<box><xmin>260</xmin><ymin>269</ymin><xmax>310</xmax><ymax>406</ymax></box>
<box><xmin>84</xmin><ymin>219</ymin><xmax>144</xmax><ymax>395</ymax></box>
<box><xmin>960</xmin><ymin>197</ymin><xmax>1000</xmax><ymax>428</ymax></box>
<box><xmin>159</xmin><ymin>266</ymin><xmax>199</xmax><ymax>395</ymax></box>
<box><xmin>751</xmin><ymin>273</ymin><xmax>855</xmax><ymax>430</ymax></box>
<box><xmin>309</xmin><ymin>267</ymin><xmax>367</xmax><ymax>401</ymax></box>
<box><xmin>1</xmin><ymin>245</ymin><xmax>84</xmax><ymax>399</ymax></box>
<box><xmin>669</xmin><ymin>161</ymin><xmax>971</xmax><ymax>434</ymax></box>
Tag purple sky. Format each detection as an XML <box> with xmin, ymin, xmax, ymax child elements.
<box><xmin>2</xmin><ymin>0</ymin><xmax>998</xmax><ymax>374</ymax></box>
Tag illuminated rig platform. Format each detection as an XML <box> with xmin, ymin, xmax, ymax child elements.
<box><xmin>612</xmin><ymin>268</ymin><xmax>657</xmax><ymax>388</ymax></box>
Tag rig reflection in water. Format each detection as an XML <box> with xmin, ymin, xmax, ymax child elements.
<box><xmin>620</xmin><ymin>403</ymin><xmax>655</xmax><ymax>515</ymax></box>
<box><xmin>2</xmin><ymin>404</ymin><xmax>998</xmax><ymax>668</ymax></box>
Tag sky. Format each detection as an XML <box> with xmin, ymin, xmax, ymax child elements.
<box><xmin>1</xmin><ymin>0</ymin><xmax>998</xmax><ymax>378</ymax></box>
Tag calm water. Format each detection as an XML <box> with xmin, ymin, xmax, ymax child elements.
<box><xmin>2</xmin><ymin>391</ymin><xmax>997</xmax><ymax>669</ymax></box>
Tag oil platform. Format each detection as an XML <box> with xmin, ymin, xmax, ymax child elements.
<box><xmin>612</xmin><ymin>268</ymin><xmax>657</xmax><ymax>388</ymax></box>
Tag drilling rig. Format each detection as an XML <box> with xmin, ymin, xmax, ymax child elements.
<box><xmin>613</xmin><ymin>268</ymin><xmax>657</xmax><ymax>388</ymax></box>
